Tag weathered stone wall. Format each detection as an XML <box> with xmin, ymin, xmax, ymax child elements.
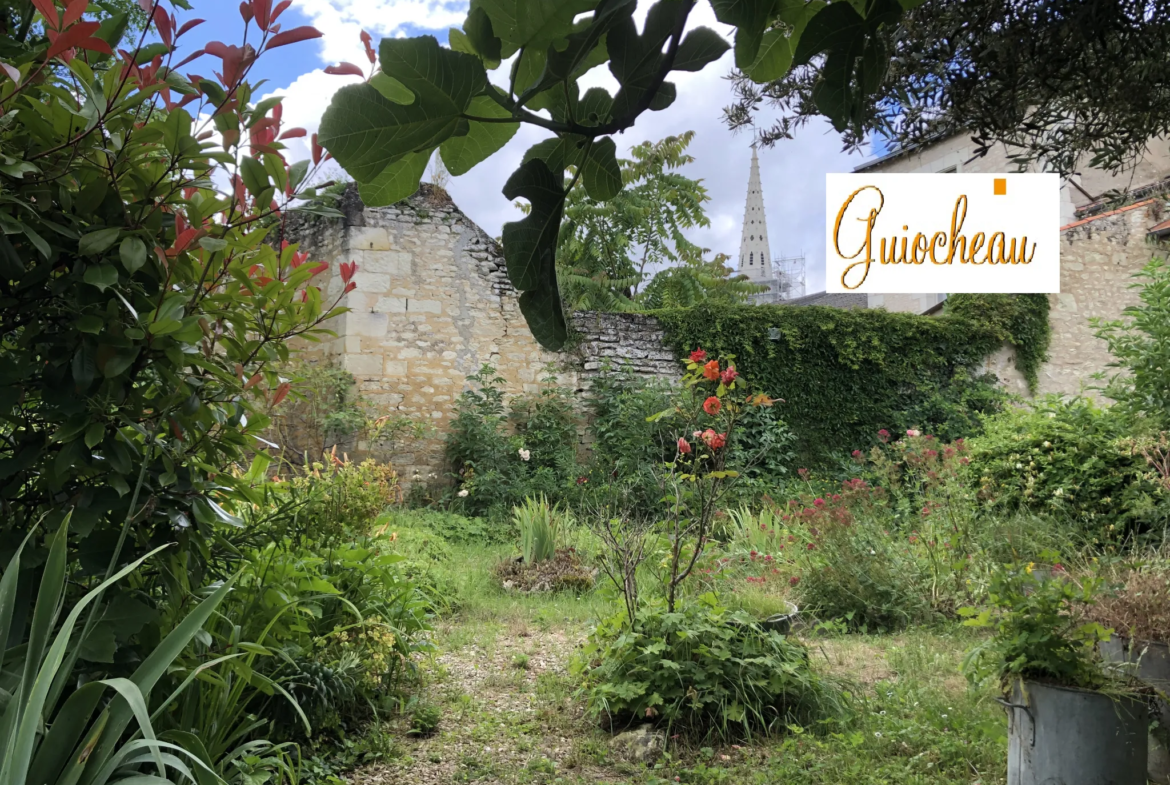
<box><xmin>983</xmin><ymin>200</ymin><xmax>1169</xmax><ymax>397</ymax></box>
<box><xmin>286</xmin><ymin>186</ymin><xmax>677</xmax><ymax>482</ymax></box>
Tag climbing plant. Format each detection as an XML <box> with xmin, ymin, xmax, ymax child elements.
<box><xmin>654</xmin><ymin>303</ymin><xmax>1005</xmax><ymax>463</ymax></box>
<box><xmin>946</xmin><ymin>294</ymin><xmax>1051</xmax><ymax>394</ymax></box>
<box><xmin>318</xmin><ymin>0</ymin><xmax>924</xmax><ymax>349</ymax></box>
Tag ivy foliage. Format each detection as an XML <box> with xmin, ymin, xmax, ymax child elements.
<box><xmin>654</xmin><ymin>303</ymin><xmax>1005</xmax><ymax>463</ymax></box>
<box><xmin>319</xmin><ymin>0</ymin><xmax>922</xmax><ymax>349</ymax></box>
<box><xmin>946</xmin><ymin>294</ymin><xmax>1051</xmax><ymax>394</ymax></box>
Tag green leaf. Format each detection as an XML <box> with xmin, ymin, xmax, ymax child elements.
<box><xmin>516</xmin><ymin>0</ymin><xmax>636</xmax><ymax>105</ymax></box>
<box><xmin>369</xmin><ymin>73</ymin><xmax>414</xmax><ymax>105</ymax></box>
<box><xmin>791</xmin><ymin>1</ymin><xmax>865</xmax><ymax>68</ymax></box>
<box><xmin>582</xmin><ymin>137</ymin><xmax>622</xmax><ymax>201</ymax></box>
<box><xmin>319</xmin><ymin>36</ymin><xmax>486</xmax><ymax>183</ymax></box>
<box><xmin>674</xmin><ymin>27</ymin><xmax>730</xmax><ymax>71</ymax></box>
<box><xmin>474</xmin><ymin>0</ymin><xmax>597</xmax><ymax>58</ymax></box>
<box><xmin>462</xmin><ymin>6</ymin><xmax>502</xmax><ymax>63</ymax></box>
<box><xmin>709</xmin><ymin>0</ymin><xmax>779</xmax><ymax>68</ymax></box>
<box><xmin>607</xmin><ymin>0</ymin><xmax>691</xmax><ymax>119</ymax></box>
<box><xmin>440</xmin><ymin>95</ymin><xmax>519</xmax><ymax>176</ymax></box>
<box><xmin>198</xmin><ymin>237</ymin><xmax>227</xmax><ymax>252</ymax></box>
<box><xmin>746</xmin><ymin>0</ymin><xmax>825</xmax><ymax>84</ymax></box>
<box><xmin>239</xmin><ymin>156</ymin><xmax>269</xmax><ymax>198</ymax></box>
<box><xmin>577</xmin><ymin>87</ymin><xmax>613</xmax><ymax>127</ymax></box>
<box><xmin>501</xmin><ymin>158</ymin><xmax>567</xmax><ymax>350</ymax></box>
<box><xmin>84</xmin><ymin>423</ymin><xmax>105</xmax><ymax>449</ymax></box>
<box><xmin>358</xmin><ymin>150</ymin><xmax>431</xmax><ymax>207</ymax></box>
<box><xmin>79</xmin><ymin>626</ymin><xmax>117</xmax><ymax>663</ymax></box>
<box><xmin>83</xmin><ymin>264</ymin><xmax>119</xmax><ymax>292</ymax></box>
<box><xmin>101</xmin><ymin>349</ymin><xmax>138</xmax><ymax>378</ymax></box>
<box><xmin>522</xmin><ymin>135</ymin><xmax>588</xmax><ymax>174</ymax></box>
<box><xmin>119</xmin><ymin>237</ymin><xmax>147</xmax><ymax>273</ymax></box>
<box><xmin>77</xmin><ymin>315</ymin><xmax>104</xmax><ymax>334</ymax></box>
<box><xmin>79</xmin><ymin>228</ymin><xmax>120</xmax><ymax>256</ymax></box>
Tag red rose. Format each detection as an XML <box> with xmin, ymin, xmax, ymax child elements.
<box><xmin>720</xmin><ymin>367</ymin><xmax>738</xmax><ymax>385</ymax></box>
<box><xmin>702</xmin><ymin>360</ymin><xmax>720</xmax><ymax>381</ymax></box>
<box><xmin>711</xmin><ymin>432</ymin><xmax>727</xmax><ymax>449</ymax></box>
<box><xmin>677</xmin><ymin>437</ymin><xmax>692</xmax><ymax>455</ymax></box>
<box><xmin>690</xmin><ymin>348</ymin><xmax>707</xmax><ymax>363</ymax></box>
<box><xmin>703</xmin><ymin>396</ymin><xmax>721</xmax><ymax>415</ymax></box>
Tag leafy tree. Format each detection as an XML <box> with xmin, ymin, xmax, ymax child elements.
<box><xmin>319</xmin><ymin>0</ymin><xmax>921</xmax><ymax>348</ymax></box>
<box><xmin>726</xmin><ymin>0</ymin><xmax>1170</xmax><ymax>178</ymax></box>
<box><xmin>640</xmin><ymin>249</ymin><xmax>762</xmax><ymax>308</ymax></box>
<box><xmin>557</xmin><ymin>131</ymin><xmax>711</xmax><ymax>311</ymax></box>
<box><xmin>0</xmin><ymin>0</ymin><xmax>342</xmax><ymax>596</ymax></box>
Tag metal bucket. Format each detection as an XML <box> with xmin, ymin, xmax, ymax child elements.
<box><xmin>761</xmin><ymin>602</ymin><xmax>800</xmax><ymax>635</ymax></box>
<box><xmin>1004</xmin><ymin>680</ymin><xmax>1147</xmax><ymax>785</ymax></box>
<box><xmin>1100</xmin><ymin>637</ymin><xmax>1170</xmax><ymax>783</ymax></box>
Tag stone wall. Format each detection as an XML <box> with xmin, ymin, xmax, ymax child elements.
<box><xmin>983</xmin><ymin>200</ymin><xmax>1169</xmax><ymax>396</ymax></box>
<box><xmin>286</xmin><ymin>185</ymin><xmax>677</xmax><ymax>482</ymax></box>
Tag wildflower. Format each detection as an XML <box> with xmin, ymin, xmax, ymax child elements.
<box><xmin>807</xmin><ymin>543</ymin><xmax>815</xmax><ymax>550</ymax></box>
<box><xmin>1054</xmin><ymin>487</ymin><xmax>1064</xmax><ymax>497</ymax></box>
<box><xmin>389</xmin><ymin>531</ymin><xmax>398</xmax><ymax>542</ymax></box>
<box><xmin>925</xmin><ymin>434</ymin><xmax>935</xmax><ymax>441</ymax></box>
<box><xmin>874</xmin><ymin>732</ymin><xmax>883</xmax><ymax>738</ymax></box>
<box><xmin>907</xmin><ymin>429</ymin><xmax>921</xmax><ymax>437</ymax></box>
<box><xmin>457</xmin><ymin>488</ymin><xmax>469</xmax><ymax>497</ymax></box>
<box><xmin>690</xmin><ymin>347</ymin><xmax>707</xmax><ymax>363</ymax></box>
<box><xmin>677</xmin><ymin>437</ymin><xmax>692</xmax><ymax>455</ymax></box>
<box><xmin>765</xmin><ymin>554</ymin><xmax>773</xmax><ymax>562</ymax></box>
<box><xmin>518</xmin><ymin>448</ymin><xmax>531</xmax><ymax>461</ymax></box>
<box><xmin>878</xmin><ymin>429</ymin><xmax>890</xmax><ymax>442</ymax></box>
<box><xmin>1025</xmin><ymin>562</ymin><xmax>1035</xmax><ymax>574</ymax></box>
<box><xmin>960</xmin><ymin>457</ymin><xmax>970</xmax><ymax>465</ymax></box>
<box><xmin>1052</xmin><ymin>563</ymin><xmax>1066</xmax><ymax>572</ymax></box>
<box><xmin>789</xmin><ymin>576</ymin><xmax>800</xmax><ymax>586</ymax></box>
<box><xmin>750</xmin><ymin>550</ymin><xmax>758</xmax><ymax>558</ymax></box>
<box><xmin>577</xmin><ymin>476</ymin><xmax>588</xmax><ymax>485</ymax></box>
<box><xmin>832</xmin><ymin>494</ymin><xmax>841</xmax><ymax>502</ymax></box>
<box><xmin>798</xmin><ymin>467</ymin><xmax>810</xmax><ymax>479</ymax></box>
<box><xmin>703</xmin><ymin>396</ymin><xmax>721</xmax><ymax>415</ymax></box>
<box><xmin>814</xmin><ymin>497</ymin><xmax>825</xmax><ymax>508</ymax></box>
<box><xmin>702</xmin><ymin>359</ymin><xmax>720</xmax><ymax>381</ymax></box>
<box><xmin>720</xmin><ymin>366</ymin><xmax>738</xmax><ymax>385</ymax></box>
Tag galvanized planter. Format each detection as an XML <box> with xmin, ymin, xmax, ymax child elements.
<box><xmin>1100</xmin><ymin>637</ymin><xmax>1170</xmax><ymax>783</ymax></box>
<box><xmin>1004</xmin><ymin>680</ymin><xmax>1147</xmax><ymax>785</ymax></box>
<box><xmin>760</xmin><ymin>602</ymin><xmax>800</xmax><ymax>635</ymax></box>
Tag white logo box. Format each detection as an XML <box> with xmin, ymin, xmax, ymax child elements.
<box><xmin>825</xmin><ymin>173</ymin><xmax>1061</xmax><ymax>294</ymax></box>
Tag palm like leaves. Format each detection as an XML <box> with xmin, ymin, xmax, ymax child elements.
<box><xmin>0</xmin><ymin>514</ymin><xmax>234</xmax><ymax>785</ymax></box>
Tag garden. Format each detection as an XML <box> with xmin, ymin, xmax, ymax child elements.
<box><xmin>5</xmin><ymin>0</ymin><xmax>1170</xmax><ymax>784</ymax></box>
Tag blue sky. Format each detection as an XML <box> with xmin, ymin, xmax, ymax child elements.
<box><xmin>183</xmin><ymin>0</ymin><xmax>875</xmax><ymax>292</ymax></box>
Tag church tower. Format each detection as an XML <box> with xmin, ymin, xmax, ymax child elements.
<box><xmin>738</xmin><ymin>145</ymin><xmax>772</xmax><ymax>283</ymax></box>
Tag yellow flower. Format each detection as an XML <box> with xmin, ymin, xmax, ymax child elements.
<box><xmin>1025</xmin><ymin>562</ymin><xmax>1035</xmax><ymax>574</ymax></box>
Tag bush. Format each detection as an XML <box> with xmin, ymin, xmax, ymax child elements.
<box><xmin>445</xmin><ymin>364</ymin><xmax>582</xmax><ymax>518</ymax></box>
<box><xmin>1083</xmin><ymin>560</ymin><xmax>1170</xmax><ymax>642</ymax></box>
<box><xmin>967</xmin><ymin>396</ymin><xmax>1167</xmax><ymax>538</ymax></box>
<box><xmin>782</xmin><ymin>479</ymin><xmax>933</xmax><ymax>631</ymax></box>
<box><xmin>575</xmin><ymin>594</ymin><xmax>845</xmax><ymax>739</ymax></box>
<box><xmin>279</xmin><ymin>456</ymin><xmax>401</xmax><ymax>545</ymax></box>
<box><xmin>654</xmin><ymin>303</ymin><xmax>1007</xmax><ymax>465</ymax></box>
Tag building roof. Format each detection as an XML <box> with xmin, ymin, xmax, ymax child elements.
<box><xmin>778</xmin><ymin>291</ymin><xmax>869</xmax><ymax>309</ymax></box>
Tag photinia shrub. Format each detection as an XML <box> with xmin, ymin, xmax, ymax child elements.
<box><xmin>0</xmin><ymin>0</ymin><xmax>350</xmax><ymax>605</ymax></box>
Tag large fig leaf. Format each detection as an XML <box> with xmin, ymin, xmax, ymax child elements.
<box><xmin>501</xmin><ymin>159</ymin><xmax>567</xmax><ymax>349</ymax></box>
<box><xmin>440</xmin><ymin>94</ymin><xmax>519</xmax><ymax>176</ymax></box>
<box><xmin>318</xmin><ymin>36</ymin><xmax>486</xmax><ymax>184</ymax></box>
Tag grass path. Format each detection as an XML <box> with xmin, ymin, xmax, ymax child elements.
<box><xmin>352</xmin><ymin>546</ymin><xmax>1006</xmax><ymax>784</ymax></box>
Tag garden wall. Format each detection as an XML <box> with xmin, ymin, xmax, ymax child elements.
<box><xmin>286</xmin><ymin>185</ymin><xmax>677</xmax><ymax>482</ymax></box>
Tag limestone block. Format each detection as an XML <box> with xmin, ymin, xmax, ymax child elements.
<box><xmin>409</xmin><ymin>298</ymin><xmax>442</xmax><ymax>314</ymax></box>
<box><xmin>383</xmin><ymin>359</ymin><xmax>408</xmax><ymax>377</ymax></box>
<box><xmin>375</xmin><ymin>296</ymin><xmax>407</xmax><ymax>313</ymax></box>
<box><xmin>348</xmin><ymin>311</ymin><xmax>388</xmax><ymax>337</ymax></box>
<box><xmin>353</xmin><ymin>272</ymin><xmax>390</xmax><ymax>292</ymax></box>
<box><xmin>364</xmin><ymin>251</ymin><xmax>412</xmax><ymax>275</ymax></box>
<box><xmin>344</xmin><ymin>352</ymin><xmax>384</xmax><ymax>377</ymax></box>
<box><xmin>350</xmin><ymin>226</ymin><xmax>392</xmax><ymax>251</ymax></box>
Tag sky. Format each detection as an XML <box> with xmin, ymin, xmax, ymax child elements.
<box><xmin>185</xmin><ymin>0</ymin><xmax>878</xmax><ymax>292</ymax></box>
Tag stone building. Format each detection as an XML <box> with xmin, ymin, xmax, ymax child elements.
<box><xmin>287</xmin><ymin>185</ymin><xmax>677</xmax><ymax>481</ymax></box>
<box><xmin>854</xmin><ymin>133</ymin><xmax>1170</xmax><ymax>396</ymax></box>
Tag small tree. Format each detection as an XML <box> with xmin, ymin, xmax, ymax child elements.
<box><xmin>1093</xmin><ymin>258</ymin><xmax>1170</xmax><ymax>427</ymax></box>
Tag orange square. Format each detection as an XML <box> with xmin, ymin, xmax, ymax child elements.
<box><xmin>993</xmin><ymin>178</ymin><xmax>1007</xmax><ymax>195</ymax></box>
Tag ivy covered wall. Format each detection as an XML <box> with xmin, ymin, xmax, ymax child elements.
<box><xmin>653</xmin><ymin>303</ymin><xmax>1010</xmax><ymax>464</ymax></box>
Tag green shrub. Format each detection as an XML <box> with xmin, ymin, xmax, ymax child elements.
<box><xmin>575</xmin><ymin>594</ymin><xmax>845</xmax><ymax>739</ymax></box>
<box><xmin>654</xmin><ymin>303</ymin><xmax>1007</xmax><ymax>464</ymax></box>
<box><xmin>967</xmin><ymin>396</ymin><xmax>1167</xmax><ymax>538</ymax></box>
<box><xmin>961</xmin><ymin>562</ymin><xmax>1110</xmax><ymax>691</ymax></box>
<box><xmin>445</xmin><ymin>365</ymin><xmax>582</xmax><ymax>518</ymax></box>
<box><xmin>1094</xmin><ymin>258</ymin><xmax>1170</xmax><ymax>427</ymax></box>
<box><xmin>408</xmin><ymin>701</ymin><xmax>443</xmax><ymax>736</ymax></box>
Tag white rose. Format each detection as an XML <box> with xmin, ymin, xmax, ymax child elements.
<box><xmin>907</xmin><ymin>429</ymin><xmax>921</xmax><ymax>437</ymax></box>
<box><xmin>457</xmin><ymin>489</ymin><xmax>469</xmax><ymax>497</ymax></box>
<box><xmin>518</xmin><ymin>448</ymin><xmax>531</xmax><ymax>461</ymax></box>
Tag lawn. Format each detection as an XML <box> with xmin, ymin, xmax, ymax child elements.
<box><xmin>351</xmin><ymin>544</ymin><xmax>1006</xmax><ymax>785</ymax></box>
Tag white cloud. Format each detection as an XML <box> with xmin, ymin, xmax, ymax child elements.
<box><xmin>269</xmin><ymin>0</ymin><xmax>869</xmax><ymax>293</ymax></box>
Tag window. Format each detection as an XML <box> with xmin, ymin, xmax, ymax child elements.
<box><xmin>750</xmin><ymin>252</ymin><xmax>754</xmax><ymax>264</ymax></box>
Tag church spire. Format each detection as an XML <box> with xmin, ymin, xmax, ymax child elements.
<box><xmin>738</xmin><ymin>145</ymin><xmax>772</xmax><ymax>282</ymax></box>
